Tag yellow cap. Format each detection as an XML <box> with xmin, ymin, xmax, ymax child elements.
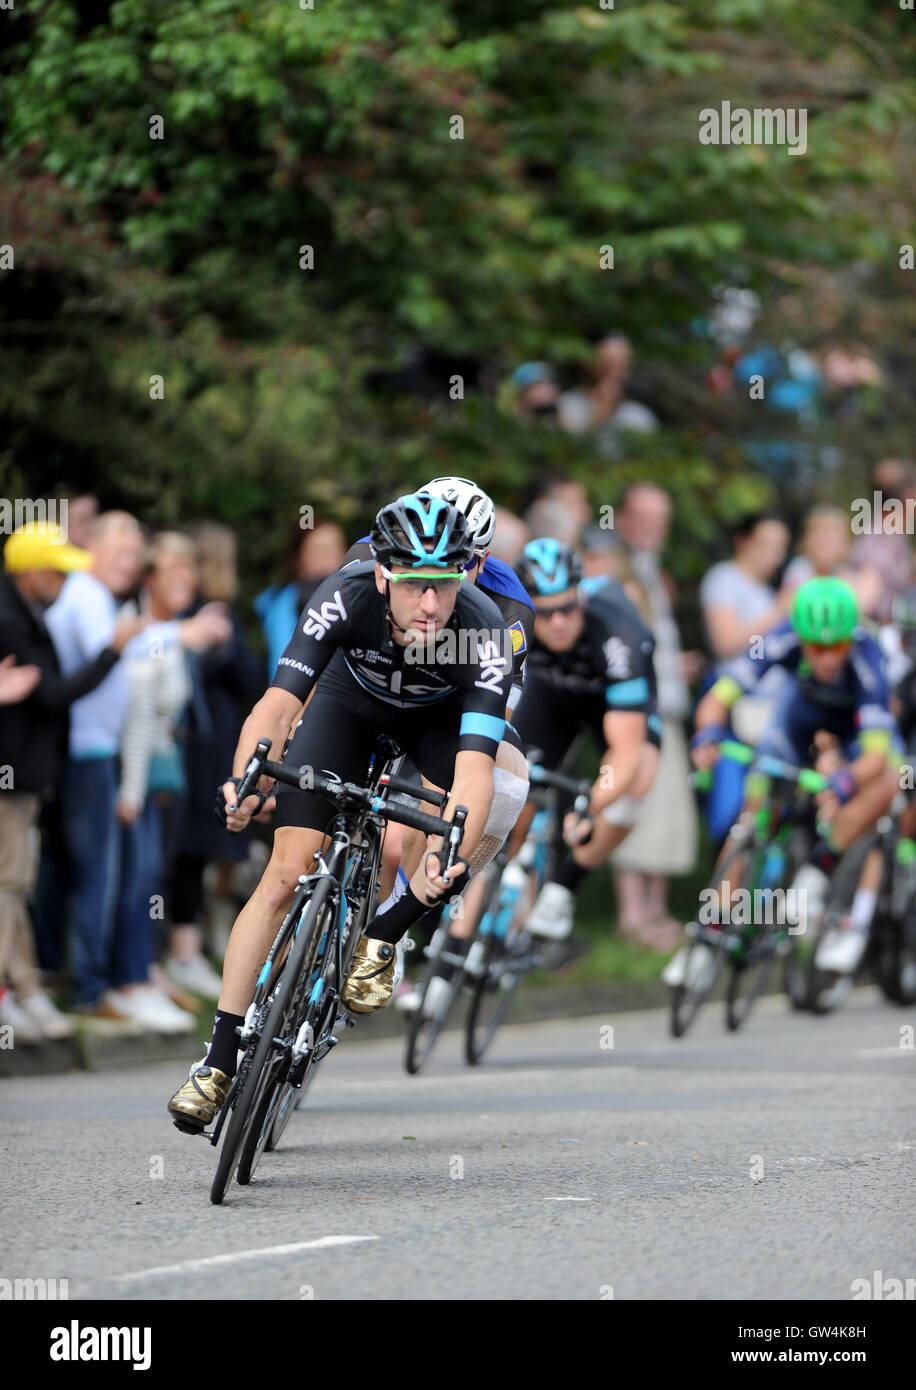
<box><xmin>3</xmin><ymin>522</ymin><xmax>91</xmax><ymax>575</ymax></box>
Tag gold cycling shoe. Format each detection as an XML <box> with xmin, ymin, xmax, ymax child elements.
<box><xmin>167</xmin><ymin>1062</ymin><xmax>231</xmax><ymax>1132</ymax></box>
<box><xmin>341</xmin><ymin>937</ymin><xmax>397</xmax><ymax>1014</ymax></box>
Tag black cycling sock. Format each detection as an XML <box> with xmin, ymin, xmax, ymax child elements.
<box><xmin>433</xmin><ymin>932</ymin><xmax>470</xmax><ymax>983</ymax></box>
<box><xmin>368</xmin><ymin>861</ymin><xmax>471</xmax><ymax>944</ymax></box>
<box><xmin>366</xmin><ymin>884</ymin><xmax>430</xmax><ymax>945</ymax></box>
<box><xmin>205</xmin><ymin>1009</ymin><xmax>245</xmax><ymax>1078</ymax></box>
<box><xmin>809</xmin><ymin>839</ymin><xmax>839</xmax><ymax>876</ymax></box>
<box><xmin>555</xmin><ymin>853</ymin><xmax>589</xmax><ymax>893</ymax></box>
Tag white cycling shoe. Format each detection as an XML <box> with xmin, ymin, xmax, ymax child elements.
<box><xmin>421</xmin><ymin>974</ymin><xmax>454</xmax><ymax>1021</ymax></box>
<box><xmin>815</xmin><ymin>926</ymin><xmax>867</xmax><ymax>975</ymax></box>
<box><xmin>661</xmin><ymin>942</ymin><xmax>717</xmax><ymax>993</ymax></box>
<box><xmin>526</xmin><ymin>882</ymin><xmax>575</xmax><ymax>940</ymax></box>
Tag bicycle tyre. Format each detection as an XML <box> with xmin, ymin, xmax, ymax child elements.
<box><xmin>266</xmin><ymin>820</ymin><xmax>383</xmax><ymax>1146</ymax></box>
<box><xmin>804</xmin><ymin>837</ymin><xmax>874</xmax><ymax>1016</ymax></box>
<box><xmin>727</xmin><ymin>826</ymin><xmax>810</xmax><ymax>1030</ymax></box>
<box><xmin>209</xmin><ymin>878</ymin><xmax>333</xmax><ymax>1203</ymax></box>
<box><xmin>405</xmin><ymin>923</ymin><xmax>466</xmax><ymax>1075</ymax></box>
<box><xmin>670</xmin><ymin>837</ymin><xmax>752</xmax><ymax>1038</ymax></box>
<box><xmin>464</xmin><ymin>928</ymin><xmax>528</xmax><ymax>1065</ymax></box>
<box><xmin>725</xmin><ymin>934</ymin><xmax>778</xmax><ymax>1031</ymax></box>
<box><xmin>236</xmin><ymin>896</ymin><xmax>336</xmax><ymax>1183</ymax></box>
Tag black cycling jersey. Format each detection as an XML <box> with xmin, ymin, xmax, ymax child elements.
<box><xmin>339</xmin><ymin>539</ymin><xmax>534</xmax><ymax>686</ymax></box>
<box><xmin>512</xmin><ymin>581</ymin><xmax>660</xmax><ymax>769</ymax></box>
<box><xmin>271</xmin><ymin>561</ymin><xmax>513</xmax><ymax>760</ymax></box>
<box><xmin>524</xmin><ymin>581</ymin><xmax>658</xmax><ymax>712</ymax></box>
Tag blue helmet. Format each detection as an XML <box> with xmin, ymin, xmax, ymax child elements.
<box><xmin>516</xmin><ymin>538</ymin><xmax>583</xmax><ymax>595</ymax></box>
<box><xmin>369</xmin><ymin>492</ymin><xmax>474</xmax><ymax>569</ymax></box>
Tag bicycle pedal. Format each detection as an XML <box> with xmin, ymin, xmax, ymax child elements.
<box><xmin>171</xmin><ymin>1118</ymin><xmax>211</xmax><ymax>1138</ymax></box>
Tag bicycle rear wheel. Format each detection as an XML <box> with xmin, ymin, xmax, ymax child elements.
<box><xmin>804</xmin><ymin>837</ymin><xmax>875</xmax><ymax>1016</ymax></box>
<box><xmin>405</xmin><ymin>924</ymin><xmax>466</xmax><ymax>1075</ymax></box>
<box><xmin>209</xmin><ymin>878</ymin><xmax>333</xmax><ymax>1204</ymax></box>
<box><xmin>670</xmin><ymin>838</ymin><xmax>750</xmax><ymax>1038</ymax></box>
<box><xmin>725</xmin><ymin>932</ymin><xmax>779</xmax><ymax>1031</ymax></box>
<box><xmin>464</xmin><ymin>928</ymin><xmax>529</xmax><ymax>1064</ymax></box>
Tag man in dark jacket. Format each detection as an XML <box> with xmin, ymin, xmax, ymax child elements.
<box><xmin>0</xmin><ymin>522</ymin><xmax>145</xmax><ymax>1041</ymax></box>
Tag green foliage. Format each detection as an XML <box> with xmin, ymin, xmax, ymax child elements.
<box><xmin>1</xmin><ymin>0</ymin><xmax>915</xmax><ymax>604</ymax></box>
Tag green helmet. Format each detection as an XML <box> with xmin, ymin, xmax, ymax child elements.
<box><xmin>790</xmin><ymin>576</ymin><xmax>859</xmax><ymax>645</ymax></box>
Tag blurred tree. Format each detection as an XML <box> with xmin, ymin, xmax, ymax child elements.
<box><xmin>0</xmin><ymin>0</ymin><xmax>914</xmax><ymax>602</ymax></box>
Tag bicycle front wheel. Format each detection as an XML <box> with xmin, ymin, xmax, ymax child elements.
<box><xmin>209</xmin><ymin>878</ymin><xmax>334</xmax><ymax>1204</ymax></box>
<box><xmin>464</xmin><ymin>929</ymin><xmax>528</xmax><ymax>1065</ymax></box>
<box><xmin>670</xmin><ymin>838</ymin><xmax>752</xmax><ymax>1038</ymax></box>
<box><xmin>405</xmin><ymin>925</ymin><xmax>466</xmax><ymax>1075</ymax></box>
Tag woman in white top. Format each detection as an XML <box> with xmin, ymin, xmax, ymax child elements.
<box><xmin>108</xmin><ymin>534</ymin><xmax>230</xmax><ymax>1032</ymax></box>
<box><xmin>698</xmin><ymin>512</ymin><xmax>792</xmax><ymax>844</ymax></box>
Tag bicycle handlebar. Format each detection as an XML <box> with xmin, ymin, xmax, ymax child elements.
<box><xmin>232</xmin><ymin>739</ymin><xmax>466</xmax><ymax>855</ymax></box>
<box><xmin>690</xmin><ymin>736</ymin><xmax>829</xmax><ymax>795</ymax></box>
<box><xmin>528</xmin><ymin>762</ymin><xmax>592</xmax><ymax>801</ymax></box>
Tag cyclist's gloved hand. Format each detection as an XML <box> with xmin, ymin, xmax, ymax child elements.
<box><xmin>690</xmin><ymin>724</ymin><xmax>728</xmax><ymax>750</ymax></box>
<box><xmin>690</xmin><ymin>724</ymin><xmax>728</xmax><ymax>770</ymax></box>
<box><xmin>563</xmin><ymin>811</ymin><xmax>595</xmax><ymax>847</ymax></box>
<box><xmin>421</xmin><ymin>850</ymin><xmax>470</xmax><ymax>907</ymax></box>
<box><xmin>827</xmin><ymin>768</ymin><xmax>856</xmax><ymax>804</ymax></box>
<box><xmin>215</xmin><ymin>778</ymin><xmax>266</xmax><ymax>829</ymax></box>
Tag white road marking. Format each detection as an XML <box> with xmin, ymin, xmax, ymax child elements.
<box><xmin>544</xmin><ymin>1196</ymin><xmax>591</xmax><ymax>1202</ymax></box>
<box><xmin>109</xmin><ymin>1236</ymin><xmax>378</xmax><ymax>1282</ymax></box>
<box><xmin>855</xmin><ymin>1047</ymin><xmax>912</xmax><ymax>1059</ymax></box>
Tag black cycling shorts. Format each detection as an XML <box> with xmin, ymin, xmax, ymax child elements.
<box><xmin>512</xmin><ymin>668</ymin><xmax>661</xmax><ymax>772</ymax></box>
<box><xmin>273</xmin><ymin>661</ymin><xmax>520</xmax><ymax>833</ymax></box>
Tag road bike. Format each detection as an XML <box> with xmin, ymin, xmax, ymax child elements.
<box><xmin>672</xmin><ymin>740</ymin><xmax>827</xmax><ymax>1037</ymax></box>
<box><xmin>204</xmin><ymin>736</ymin><xmax>467</xmax><ymax>1204</ymax></box>
<box><xmin>404</xmin><ymin>758</ymin><xmax>591</xmax><ymax>1072</ymax></box>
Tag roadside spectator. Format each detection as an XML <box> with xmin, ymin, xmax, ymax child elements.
<box><xmin>783</xmin><ymin>503</ymin><xmax>882</xmax><ymax>614</ymax></box>
<box><xmin>38</xmin><ymin>512</ymin><xmax>230</xmax><ymax>1023</ymax></box>
<box><xmin>0</xmin><ymin>522</ymin><xmax>146</xmax><ymax>1041</ymax></box>
<box><xmin>698</xmin><ymin>511</ymin><xmax>792</xmax><ymax>843</ymax></box>
<box><xmin>62</xmin><ymin>493</ymin><xmax>99</xmax><ymax>550</ymax></box>
<box><xmin>108</xmin><ymin>533</ymin><xmax>231</xmax><ymax>1032</ymax></box>
<box><xmin>849</xmin><ymin>459</ymin><xmax>916</xmax><ymax>623</ymax></box>
<box><xmin>521</xmin><ymin>470</ymin><xmax>592</xmax><ymax>550</ymax></box>
<box><xmin>596</xmin><ymin>485</ymin><xmax>699</xmax><ymax>950</ymax></box>
<box><xmin>254</xmin><ymin>519</ymin><xmax>347</xmax><ymax>676</ymax></box>
<box><xmin>558</xmin><ymin>332</ymin><xmax>658</xmax><ymax>457</ymax></box>
<box><xmin>166</xmin><ymin>522</ymin><xmax>263</xmax><ymax>1000</ymax></box>
<box><xmin>0</xmin><ymin>654</ymin><xmax>39</xmax><ymax>705</ymax></box>
<box><xmin>489</xmin><ymin>506</ymin><xmax>530</xmax><ymax>566</ymax></box>
<box><xmin>511</xmin><ymin>362</ymin><xmax>560</xmax><ymax>422</ymax></box>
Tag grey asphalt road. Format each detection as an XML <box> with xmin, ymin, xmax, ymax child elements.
<box><xmin>2</xmin><ymin>988</ymin><xmax>913</xmax><ymax>1301</ymax></box>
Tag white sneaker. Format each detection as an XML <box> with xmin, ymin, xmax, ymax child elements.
<box><xmin>107</xmin><ymin>986</ymin><xmax>197</xmax><ymax>1034</ymax></box>
<box><xmin>685</xmin><ymin>943</ymin><xmax>718</xmax><ymax>994</ymax></box>
<box><xmin>393</xmin><ymin>979</ymin><xmax>421</xmax><ymax>1012</ymax></box>
<box><xmin>815</xmin><ymin>927</ymin><xmax>867</xmax><ymax>975</ymax></box>
<box><xmin>421</xmin><ymin>974</ymin><xmax>454</xmax><ymax>1021</ymax></box>
<box><xmin>791</xmin><ymin>864</ymin><xmax>830</xmax><ymax>935</ymax></box>
<box><xmin>165</xmin><ymin>955</ymin><xmax>223</xmax><ymax>1000</ymax></box>
<box><xmin>661</xmin><ymin>947</ymin><xmax>689</xmax><ymax>988</ymax></box>
<box><xmin>0</xmin><ymin>990</ymin><xmax>43</xmax><ymax>1045</ymax></box>
<box><xmin>526</xmin><ymin>882</ymin><xmax>575</xmax><ymax>940</ymax></box>
<box><xmin>464</xmin><ymin>939</ymin><xmax>487</xmax><ymax>979</ymax></box>
<box><xmin>18</xmin><ymin>992</ymin><xmax>75</xmax><ymax>1040</ymax></box>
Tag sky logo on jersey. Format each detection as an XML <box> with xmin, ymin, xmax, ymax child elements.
<box><xmin>603</xmin><ymin>635</ymin><xmax>631</xmax><ymax>679</ymax></box>
<box><xmin>475</xmin><ymin>634</ymin><xmax>511</xmax><ymax>693</ymax></box>
<box><xmin>302</xmin><ymin>589</ymin><xmax>347</xmax><ymax>640</ymax></box>
<box><xmin>508</xmin><ymin>619</ymin><xmax>527</xmax><ymax>656</ymax></box>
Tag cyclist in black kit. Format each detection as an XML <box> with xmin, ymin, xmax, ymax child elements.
<box><xmin>509</xmin><ymin>538</ymin><xmax>662</xmax><ymax>944</ymax></box>
<box><xmin>168</xmin><ymin>494</ymin><xmax>527</xmax><ymax>1131</ymax></box>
